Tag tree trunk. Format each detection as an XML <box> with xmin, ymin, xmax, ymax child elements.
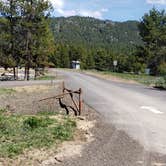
<box><xmin>14</xmin><ymin>66</ymin><xmax>18</xmax><ymax>80</ymax></box>
<box><xmin>24</xmin><ymin>66</ymin><xmax>27</xmax><ymax>80</ymax></box>
<box><xmin>27</xmin><ymin>66</ymin><xmax>30</xmax><ymax>81</ymax></box>
<box><xmin>34</xmin><ymin>67</ymin><xmax>37</xmax><ymax>80</ymax></box>
<box><xmin>13</xmin><ymin>67</ymin><xmax>16</xmax><ymax>80</ymax></box>
<box><xmin>16</xmin><ymin>66</ymin><xmax>18</xmax><ymax>80</ymax></box>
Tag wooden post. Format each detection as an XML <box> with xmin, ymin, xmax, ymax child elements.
<box><xmin>78</xmin><ymin>88</ymin><xmax>82</xmax><ymax>115</ymax></box>
<box><xmin>62</xmin><ymin>81</ymin><xmax>65</xmax><ymax>94</ymax></box>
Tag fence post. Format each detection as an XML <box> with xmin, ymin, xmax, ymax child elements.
<box><xmin>62</xmin><ymin>81</ymin><xmax>65</xmax><ymax>94</ymax></box>
<box><xmin>79</xmin><ymin>88</ymin><xmax>82</xmax><ymax>115</ymax></box>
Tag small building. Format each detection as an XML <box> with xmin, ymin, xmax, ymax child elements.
<box><xmin>71</xmin><ymin>61</ymin><xmax>80</xmax><ymax>69</ymax></box>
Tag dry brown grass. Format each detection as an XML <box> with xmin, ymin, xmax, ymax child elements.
<box><xmin>13</xmin><ymin>85</ymin><xmax>55</xmax><ymax>93</ymax></box>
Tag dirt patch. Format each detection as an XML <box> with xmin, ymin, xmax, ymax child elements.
<box><xmin>13</xmin><ymin>85</ymin><xmax>55</xmax><ymax>93</ymax></box>
<box><xmin>0</xmin><ymin>84</ymin><xmax>63</xmax><ymax>114</ymax></box>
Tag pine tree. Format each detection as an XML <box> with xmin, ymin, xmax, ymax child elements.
<box><xmin>19</xmin><ymin>0</ymin><xmax>53</xmax><ymax>80</ymax></box>
<box><xmin>138</xmin><ymin>8</ymin><xmax>166</xmax><ymax>75</ymax></box>
<box><xmin>0</xmin><ymin>0</ymin><xmax>21</xmax><ymax>79</ymax></box>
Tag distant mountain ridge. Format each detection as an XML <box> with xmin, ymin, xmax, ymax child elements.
<box><xmin>50</xmin><ymin>16</ymin><xmax>142</xmax><ymax>53</ymax></box>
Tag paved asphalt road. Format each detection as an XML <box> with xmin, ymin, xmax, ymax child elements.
<box><xmin>56</xmin><ymin>69</ymin><xmax>166</xmax><ymax>155</ymax></box>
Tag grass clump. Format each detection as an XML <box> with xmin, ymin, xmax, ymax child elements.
<box><xmin>0</xmin><ymin>110</ymin><xmax>76</xmax><ymax>158</ymax></box>
<box><xmin>0</xmin><ymin>88</ymin><xmax>15</xmax><ymax>95</ymax></box>
<box><xmin>53</xmin><ymin>118</ymin><xmax>77</xmax><ymax>140</ymax></box>
<box><xmin>22</xmin><ymin>116</ymin><xmax>54</xmax><ymax>129</ymax></box>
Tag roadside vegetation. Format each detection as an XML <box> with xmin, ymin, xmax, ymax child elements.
<box><xmin>155</xmin><ymin>76</ymin><xmax>166</xmax><ymax>89</ymax></box>
<box><xmin>100</xmin><ymin>71</ymin><xmax>160</xmax><ymax>85</ymax></box>
<box><xmin>0</xmin><ymin>109</ymin><xmax>76</xmax><ymax>158</ymax></box>
<box><xmin>84</xmin><ymin>70</ymin><xmax>166</xmax><ymax>89</ymax></box>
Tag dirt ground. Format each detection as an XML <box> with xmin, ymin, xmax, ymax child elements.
<box><xmin>0</xmin><ymin>84</ymin><xmax>63</xmax><ymax>115</ymax></box>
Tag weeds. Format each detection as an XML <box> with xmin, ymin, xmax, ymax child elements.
<box><xmin>101</xmin><ymin>71</ymin><xmax>160</xmax><ymax>85</ymax></box>
<box><xmin>53</xmin><ymin>118</ymin><xmax>77</xmax><ymax>140</ymax></box>
<box><xmin>0</xmin><ymin>110</ymin><xmax>76</xmax><ymax>158</ymax></box>
<box><xmin>86</xmin><ymin>70</ymin><xmax>162</xmax><ymax>86</ymax></box>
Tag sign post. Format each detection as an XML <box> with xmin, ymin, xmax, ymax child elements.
<box><xmin>113</xmin><ymin>60</ymin><xmax>118</xmax><ymax>72</ymax></box>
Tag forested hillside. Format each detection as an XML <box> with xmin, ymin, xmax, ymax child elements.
<box><xmin>1</xmin><ymin>5</ymin><xmax>165</xmax><ymax>77</ymax></box>
<box><xmin>50</xmin><ymin>16</ymin><xmax>142</xmax><ymax>53</ymax></box>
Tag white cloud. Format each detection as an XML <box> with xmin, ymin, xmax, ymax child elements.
<box><xmin>146</xmin><ymin>0</ymin><xmax>166</xmax><ymax>4</ymax></box>
<box><xmin>49</xmin><ymin>0</ymin><xmax>64</xmax><ymax>9</ymax></box>
<box><xmin>101</xmin><ymin>8</ymin><xmax>109</xmax><ymax>12</ymax></box>
<box><xmin>56</xmin><ymin>9</ymin><xmax>77</xmax><ymax>17</ymax></box>
<box><xmin>79</xmin><ymin>10</ymin><xmax>103</xmax><ymax>19</ymax></box>
<box><xmin>55</xmin><ymin>9</ymin><xmax>106</xmax><ymax>19</ymax></box>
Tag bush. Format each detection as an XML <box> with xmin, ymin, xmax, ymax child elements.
<box><xmin>155</xmin><ymin>76</ymin><xmax>166</xmax><ymax>89</ymax></box>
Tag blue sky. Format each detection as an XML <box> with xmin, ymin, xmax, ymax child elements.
<box><xmin>50</xmin><ymin>0</ymin><xmax>166</xmax><ymax>21</ymax></box>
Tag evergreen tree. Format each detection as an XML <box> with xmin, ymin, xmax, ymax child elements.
<box><xmin>138</xmin><ymin>8</ymin><xmax>166</xmax><ymax>75</ymax></box>
<box><xmin>0</xmin><ymin>0</ymin><xmax>21</xmax><ymax>79</ymax></box>
<box><xmin>18</xmin><ymin>0</ymin><xmax>53</xmax><ymax>80</ymax></box>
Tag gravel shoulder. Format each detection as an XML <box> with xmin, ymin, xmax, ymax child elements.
<box><xmin>54</xmin><ymin>105</ymin><xmax>166</xmax><ymax>166</ymax></box>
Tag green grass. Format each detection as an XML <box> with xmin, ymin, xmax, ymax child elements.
<box><xmin>37</xmin><ymin>75</ymin><xmax>56</xmax><ymax>80</ymax></box>
<box><xmin>0</xmin><ymin>88</ymin><xmax>16</xmax><ymax>95</ymax></box>
<box><xmin>0</xmin><ymin>109</ymin><xmax>76</xmax><ymax>158</ymax></box>
<box><xmin>104</xmin><ymin>71</ymin><xmax>161</xmax><ymax>85</ymax></box>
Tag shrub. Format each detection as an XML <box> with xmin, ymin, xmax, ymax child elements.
<box><xmin>22</xmin><ymin>117</ymin><xmax>53</xmax><ymax>129</ymax></box>
<box><xmin>155</xmin><ymin>76</ymin><xmax>166</xmax><ymax>89</ymax></box>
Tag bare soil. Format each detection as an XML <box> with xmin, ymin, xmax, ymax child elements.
<box><xmin>0</xmin><ymin>84</ymin><xmax>63</xmax><ymax>114</ymax></box>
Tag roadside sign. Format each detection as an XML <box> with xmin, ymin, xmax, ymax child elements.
<box><xmin>113</xmin><ymin>60</ymin><xmax>118</xmax><ymax>66</ymax></box>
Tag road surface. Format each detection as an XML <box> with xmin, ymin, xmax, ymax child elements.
<box><xmin>56</xmin><ymin>69</ymin><xmax>166</xmax><ymax>155</ymax></box>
